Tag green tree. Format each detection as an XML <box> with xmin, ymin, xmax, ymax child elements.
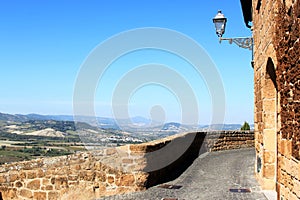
<box><xmin>241</xmin><ymin>121</ymin><xmax>250</xmax><ymax>130</ymax></box>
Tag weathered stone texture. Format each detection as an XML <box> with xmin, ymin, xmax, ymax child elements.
<box><xmin>253</xmin><ymin>0</ymin><xmax>300</xmax><ymax>198</ymax></box>
<box><xmin>275</xmin><ymin>0</ymin><xmax>300</xmax><ymax>198</ymax></box>
<box><xmin>0</xmin><ymin>131</ymin><xmax>253</xmax><ymax>200</ymax></box>
<box><xmin>275</xmin><ymin>0</ymin><xmax>300</xmax><ymax>160</ymax></box>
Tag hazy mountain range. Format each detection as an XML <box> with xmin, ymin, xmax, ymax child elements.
<box><xmin>0</xmin><ymin>112</ymin><xmax>253</xmax><ymax>133</ymax></box>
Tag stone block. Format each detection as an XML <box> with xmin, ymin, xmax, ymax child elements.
<box><xmin>27</xmin><ymin>170</ymin><xmax>37</xmax><ymax>179</ymax></box>
<box><xmin>68</xmin><ymin>181</ymin><xmax>79</xmax><ymax>186</ymax></box>
<box><xmin>27</xmin><ymin>179</ymin><xmax>41</xmax><ymax>190</ymax></box>
<box><xmin>8</xmin><ymin>173</ymin><xmax>19</xmax><ymax>182</ymax></box>
<box><xmin>42</xmin><ymin>178</ymin><xmax>50</xmax><ymax>185</ymax></box>
<box><xmin>263</xmin><ymin>151</ymin><xmax>275</xmax><ymax>164</ymax></box>
<box><xmin>289</xmin><ymin>159</ymin><xmax>299</xmax><ymax>177</ymax></box>
<box><xmin>286</xmin><ymin>176</ymin><xmax>293</xmax><ymax>191</ymax></box>
<box><xmin>48</xmin><ymin>191</ymin><xmax>59</xmax><ymax>200</ymax></box>
<box><xmin>129</xmin><ymin>144</ymin><xmax>147</xmax><ymax>152</ymax></box>
<box><xmin>258</xmin><ymin>122</ymin><xmax>264</xmax><ymax>132</ymax></box>
<box><xmin>116</xmin><ymin>147</ymin><xmax>129</xmax><ymax>157</ymax></box>
<box><xmin>0</xmin><ymin>176</ymin><xmax>7</xmax><ymax>184</ymax></box>
<box><xmin>53</xmin><ymin>167</ymin><xmax>69</xmax><ymax>175</ymax></box>
<box><xmin>79</xmin><ymin>170</ymin><xmax>87</xmax><ymax>180</ymax></box>
<box><xmin>134</xmin><ymin>173</ymin><xmax>148</xmax><ymax>188</ymax></box>
<box><xmin>95</xmin><ymin>171</ymin><xmax>106</xmax><ymax>182</ymax></box>
<box><xmin>94</xmin><ymin>162</ymin><xmax>102</xmax><ymax>171</ymax></box>
<box><xmin>289</xmin><ymin>193</ymin><xmax>300</xmax><ymax>200</ymax></box>
<box><xmin>280</xmin><ymin>184</ymin><xmax>289</xmax><ymax>199</ymax></box>
<box><xmin>1</xmin><ymin>188</ymin><xmax>17</xmax><ymax>199</ymax></box>
<box><xmin>293</xmin><ymin>178</ymin><xmax>300</xmax><ymax>198</ymax></box>
<box><xmin>45</xmin><ymin>169</ymin><xmax>55</xmax><ymax>177</ymax></box>
<box><xmin>94</xmin><ymin>182</ymin><xmax>107</xmax><ymax>198</ymax></box>
<box><xmin>263</xmin><ymin>113</ymin><xmax>276</xmax><ymax>129</ymax></box>
<box><xmin>281</xmin><ymin>139</ymin><xmax>292</xmax><ymax>158</ymax></box>
<box><xmin>54</xmin><ymin>176</ymin><xmax>68</xmax><ymax>189</ymax></box>
<box><xmin>279</xmin><ymin>170</ymin><xmax>289</xmax><ymax>186</ymax></box>
<box><xmin>37</xmin><ymin>169</ymin><xmax>45</xmax><ymax>178</ymax></box>
<box><xmin>19</xmin><ymin>171</ymin><xmax>26</xmax><ymax>180</ymax></box>
<box><xmin>68</xmin><ymin>175</ymin><xmax>78</xmax><ymax>181</ymax></box>
<box><xmin>84</xmin><ymin>171</ymin><xmax>95</xmax><ymax>181</ymax></box>
<box><xmin>45</xmin><ymin>185</ymin><xmax>53</xmax><ymax>190</ymax></box>
<box><xmin>107</xmin><ymin>167</ymin><xmax>118</xmax><ymax>175</ymax></box>
<box><xmin>256</xmin><ymin>132</ymin><xmax>263</xmax><ymax>144</ymax></box>
<box><xmin>117</xmin><ymin>174</ymin><xmax>135</xmax><ymax>186</ymax></box>
<box><xmin>33</xmin><ymin>191</ymin><xmax>46</xmax><ymax>200</ymax></box>
<box><xmin>263</xmin><ymin>99</ymin><xmax>276</xmax><ymax>113</ymax></box>
<box><xmin>263</xmin><ymin>129</ymin><xmax>277</xmax><ymax>151</ymax></box>
<box><xmin>74</xmin><ymin>164</ymin><xmax>81</xmax><ymax>170</ymax></box>
<box><xmin>62</xmin><ymin>187</ymin><xmax>96</xmax><ymax>200</ymax></box>
<box><xmin>262</xmin><ymin>178</ymin><xmax>276</xmax><ymax>190</ymax></box>
<box><xmin>20</xmin><ymin>188</ymin><xmax>33</xmax><ymax>198</ymax></box>
<box><xmin>278</xmin><ymin>155</ymin><xmax>286</xmax><ymax>170</ymax></box>
<box><xmin>122</xmin><ymin>158</ymin><xmax>133</xmax><ymax>164</ymax></box>
<box><xmin>297</xmin><ymin>162</ymin><xmax>300</xmax><ymax>181</ymax></box>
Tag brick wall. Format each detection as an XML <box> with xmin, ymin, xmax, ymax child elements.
<box><xmin>0</xmin><ymin>131</ymin><xmax>254</xmax><ymax>200</ymax></box>
<box><xmin>252</xmin><ymin>0</ymin><xmax>300</xmax><ymax>198</ymax></box>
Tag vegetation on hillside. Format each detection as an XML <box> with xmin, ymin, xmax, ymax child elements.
<box><xmin>0</xmin><ymin>116</ymin><xmax>145</xmax><ymax>165</ymax></box>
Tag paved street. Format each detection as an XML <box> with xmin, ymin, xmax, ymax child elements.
<box><xmin>99</xmin><ymin>148</ymin><xmax>267</xmax><ymax>200</ymax></box>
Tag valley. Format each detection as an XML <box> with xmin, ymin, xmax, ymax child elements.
<box><xmin>0</xmin><ymin>112</ymin><xmax>249</xmax><ymax>165</ymax></box>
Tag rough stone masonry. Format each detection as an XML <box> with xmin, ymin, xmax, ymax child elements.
<box><xmin>0</xmin><ymin>131</ymin><xmax>254</xmax><ymax>200</ymax></box>
<box><xmin>251</xmin><ymin>0</ymin><xmax>300</xmax><ymax>199</ymax></box>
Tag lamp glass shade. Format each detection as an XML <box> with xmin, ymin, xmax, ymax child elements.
<box><xmin>213</xmin><ymin>10</ymin><xmax>227</xmax><ymax>37</ymax></box>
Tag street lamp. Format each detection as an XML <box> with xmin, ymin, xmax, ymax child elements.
<box><xmin>213</xmin><ymin>10</ymin><xmax>227</xmax><ymax>37</ymax></box>
<box><xmin>213</xmin><ymin>10</ymin><xmax>253</xmax><ymax>51</ymax></box>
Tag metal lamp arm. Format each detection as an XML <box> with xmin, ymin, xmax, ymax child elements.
<box><xmin>219</xmin><ymin>37</ymin><xmax>253</xmax><ymax>50</ymax></box>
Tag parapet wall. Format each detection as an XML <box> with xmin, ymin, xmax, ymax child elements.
<box><xmin>0</xmin><ymin>131</ymin><xmax>254</xmax><ymax>200</ymax></box>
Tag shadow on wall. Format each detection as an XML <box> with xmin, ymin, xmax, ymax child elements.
<box><xmin>145</xmin><ymin>132</ymin><xmax>207</xmax><ymax>188</ymax></box>
<box><xmin>266</xmin><ymin>57</ymin><xmax>277</xmax><ymax>89</ymax></box>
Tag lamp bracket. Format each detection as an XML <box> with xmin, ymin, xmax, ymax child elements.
<box><xmin>219</xmin><ymin>37</ymin><xmax>253</xmax><ymax>50</ymax></box>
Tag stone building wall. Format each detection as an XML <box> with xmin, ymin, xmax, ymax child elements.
<box><xmin>252</xmin><ymin>0</ymin><xmax>300</xmax><ymax>199</ymax></box>
<box><xmin>274</xmin><ymin>0</ymin><xmax>300</xmax><ymax>199</ymax></box>
<box><xmin>0</xmin><ymin>131</ymin><xmax>254</xmax><ymax>200</ymax></box>
<box><xmin>252</xmin><ymin>0</ymin><xmax>279</xmax><ymax>191</ymax></box>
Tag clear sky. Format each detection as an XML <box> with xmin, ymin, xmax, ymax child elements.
<box><xmin>0</xmin><ymin>0</ymin><xmax>254</xmax><ymax>124</ymax></box>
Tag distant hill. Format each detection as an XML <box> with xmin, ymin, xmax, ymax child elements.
<box><xmin>27</xmin><ymin>114</ymin><xmax>74</xmax><ymax>121</ymax></box>
<box><xmin>0</xmin><ymin>112</ymin><xmax>253</xmax><ymax>134</ymax></box>
<box><xmin>0</xmin><ymin>112</ymin><xmax>29</xmax><ymax>122</ymax></box>
<box><xmin>0</xmin><ymin>113</ymin><xmax>74</xmax><ymax>122</ymax></box>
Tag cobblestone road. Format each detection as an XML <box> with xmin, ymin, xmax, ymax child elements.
<box><xmin>98</xmin><ymin>148</ymin><xmax>267</xmax><ymax>200</ymax></box>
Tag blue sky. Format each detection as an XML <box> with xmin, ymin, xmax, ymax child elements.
<box><xmin>0</xmin><ymin>0</ymin><xmax>253</xmax><ymax>124</ymax></box>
